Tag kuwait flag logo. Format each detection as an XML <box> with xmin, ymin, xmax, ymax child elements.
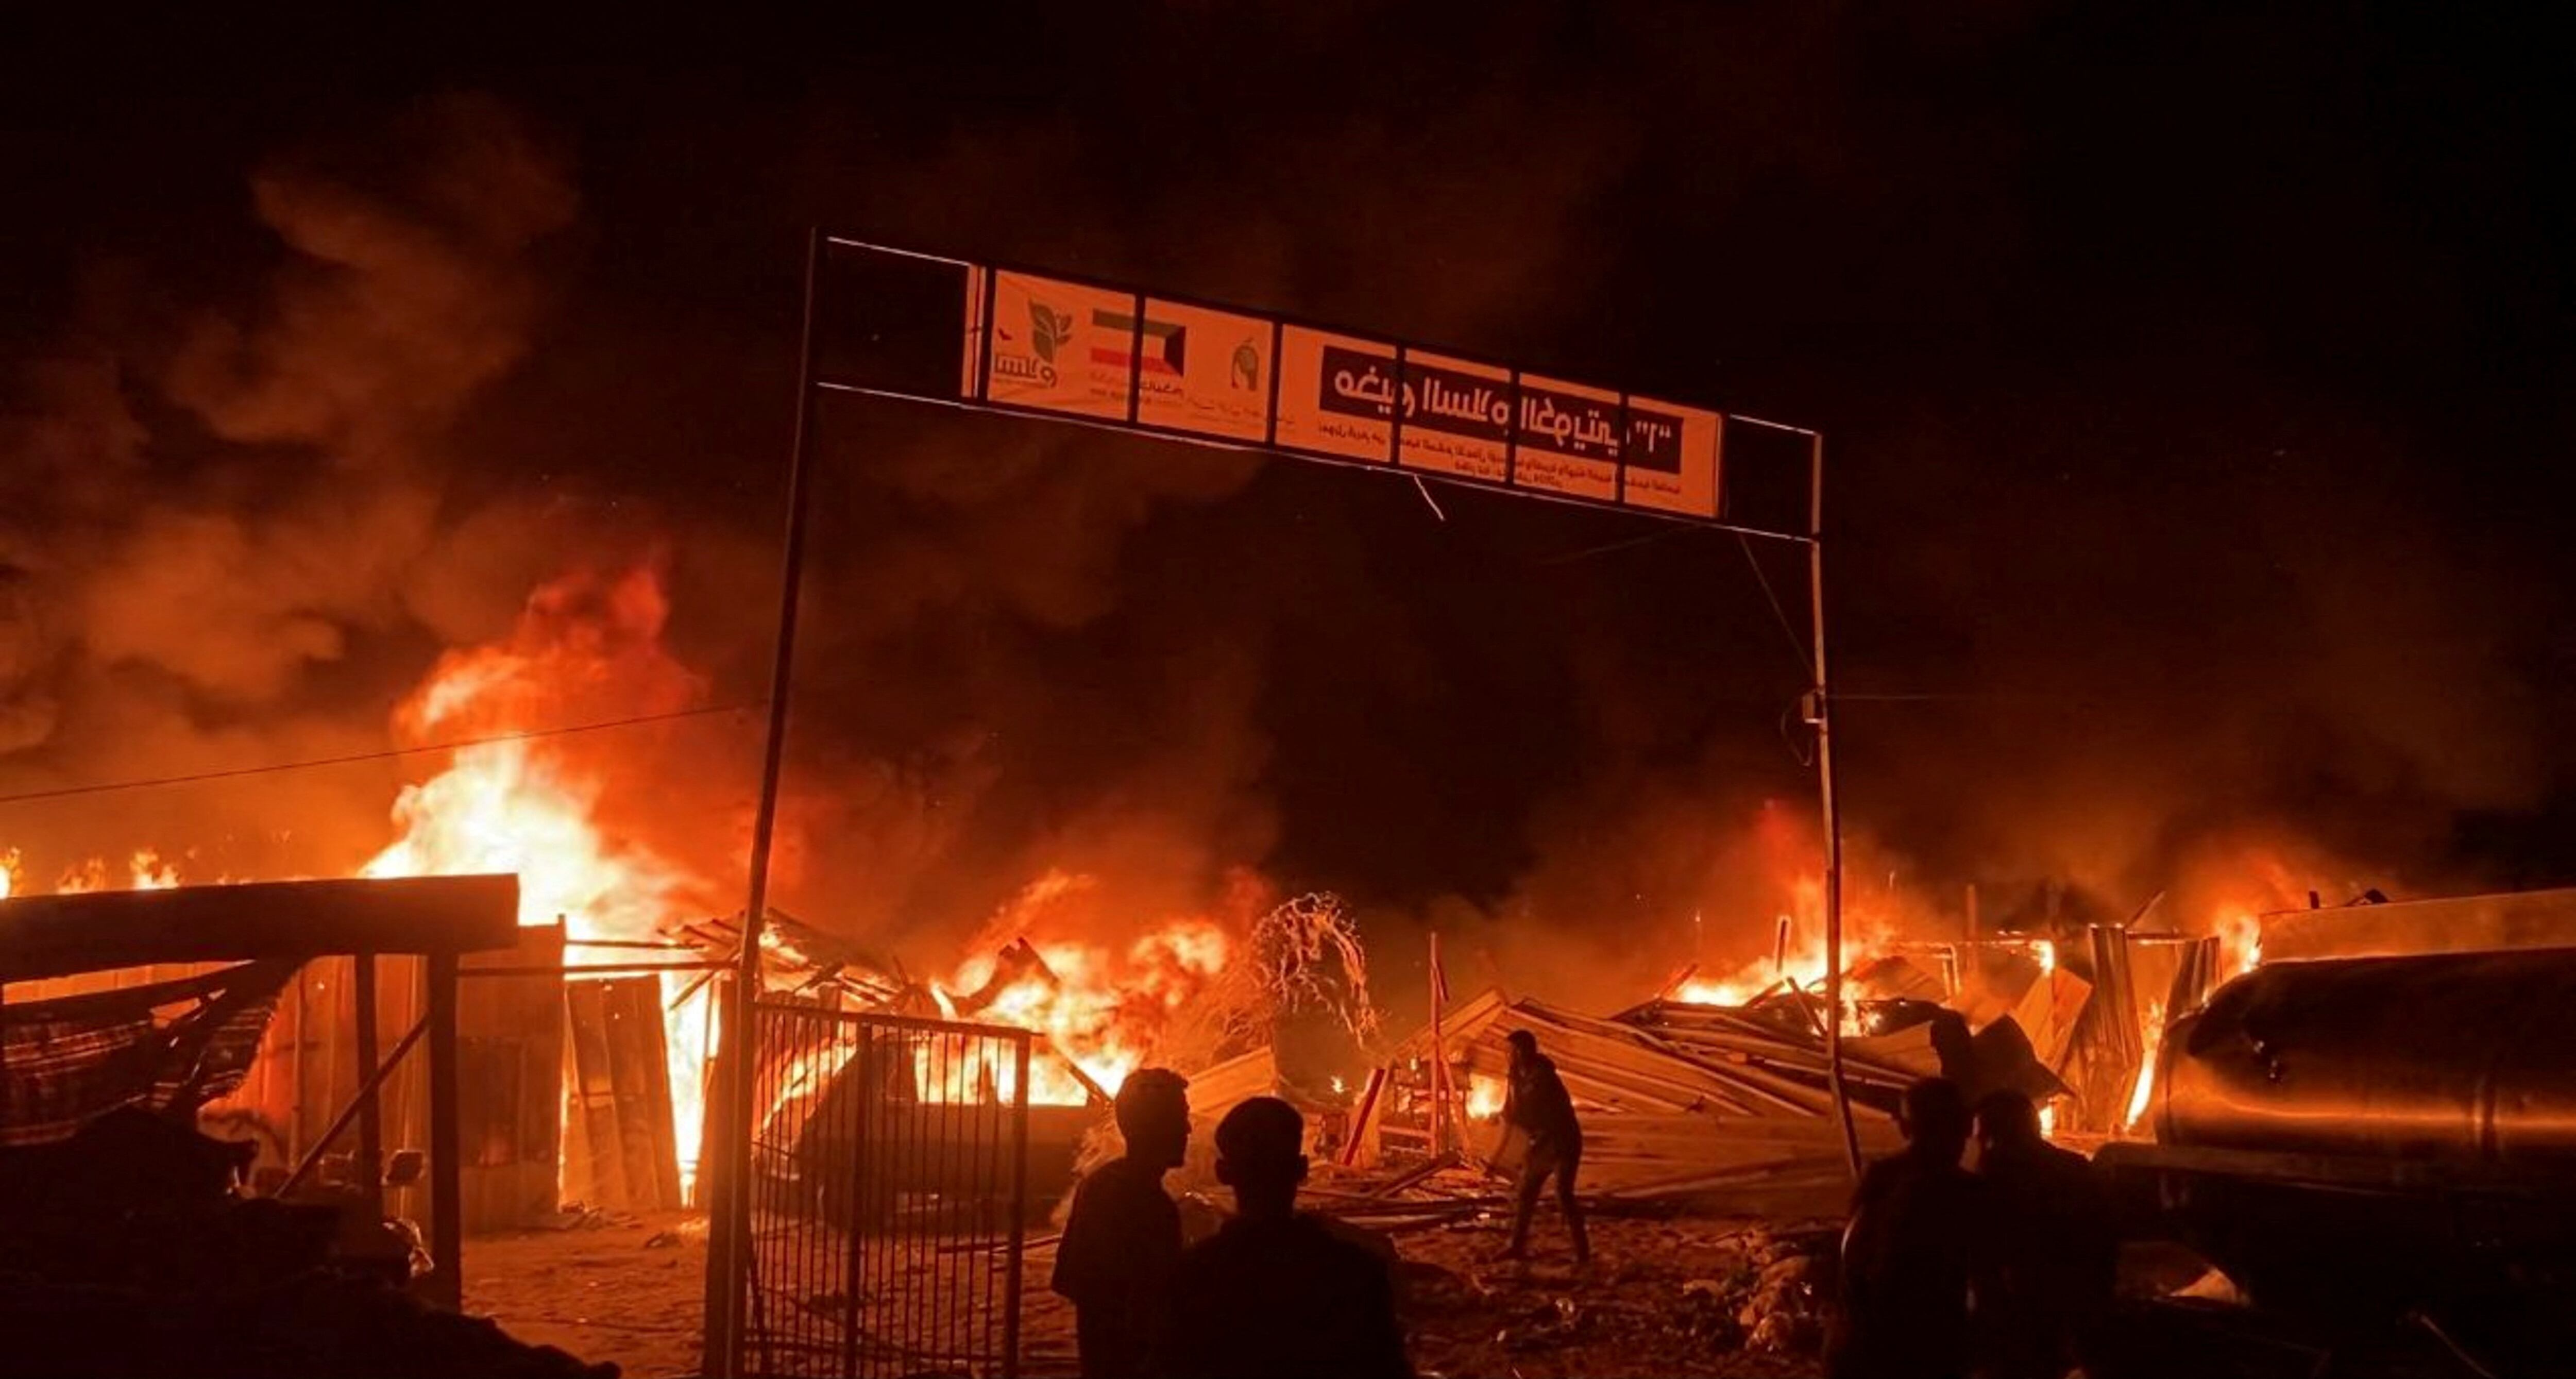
<box><xmin>1091</xmin><ymin>309</ymin><xmax>1187</xmax><ymax>376</ymax></box>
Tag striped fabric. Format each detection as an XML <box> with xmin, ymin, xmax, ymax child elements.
<box><xmin>1</xmin><ymin>960</ymin><xmax>295</xmax><ymax>1146</ymax></box>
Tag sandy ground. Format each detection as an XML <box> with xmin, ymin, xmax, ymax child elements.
<box><xmin>466</xmin><ymin>1212</ymin><xmax>711</xmax><ymax>1378</ymax></box>
<box><xmin>463</xmin><ymin>1208</ymin><xmax>2488</xmax><ymax>1379</ymax></box>
<box><xmin>463</xmin><ymin>1208</ymin><xmax>1826</xmax><ymax>1379</ymax></box>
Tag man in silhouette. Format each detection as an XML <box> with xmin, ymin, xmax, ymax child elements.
<box><xmin>1167</xmin><ymin>1097</ymin><xmax>1412</xmax><ymax>1379</ymax></box>
<box><xmin>1828</xmin><ymin>1076</ymin><xmax>1989</xmax><ymax>1379</ymax></box>
<box><xmin>1052</xmin><ymin>1068</ymin><xmax>1190</xmax><ymax>1379</ymax></box>
<box><xmin>1975</xmin><ymin>1089</ymin><xmax>2115</xmax><ymax>1379</ymax></box>
<box><xmin>1499</xmin><ymin>1028</ymin><xmax>1590</xmax><ymax>1265</ymax></box>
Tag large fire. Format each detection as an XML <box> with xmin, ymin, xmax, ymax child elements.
<box><xmin>0</xmin><ymin>562</ymin><xmax>2378</xmax><ymax>1187</ymax></box>
<box><xmin>4</xmin><ymin>565</ymin><xmax>1261</xmax><ymax>1203</ymax></box>
<box><xmin>351</xmin><ymin>568</ymin><xmax>720</xmax><ymax>1196</ymax></box>
<box><xmin>927</xmin><ymin>912</ymin><xmax>1230</xmax><ymax>1105</ymax></box>
<box><xmin>1671</xmin><ymin>850</ymin><xmax>1905</xmax><ymax>1012</ymax></box>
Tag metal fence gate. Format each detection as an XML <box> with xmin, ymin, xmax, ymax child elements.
<box><xmin>746</xmin><ymin>1003</ymin><xmax>1031</xmax><ymax>1378</ymax></box>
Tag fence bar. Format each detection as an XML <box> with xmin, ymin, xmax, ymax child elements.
<box><xmin>741</xmin><ymin>1001</ymin><xmax>1029</xmax><ymax>1377</ymax></box>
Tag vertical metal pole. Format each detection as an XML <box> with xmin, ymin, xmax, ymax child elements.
<box><xmin>855</xmin><ymin>1031</ymin><xmax>886</xmax><ymax>1379</ymax></box>
<box><xmin>1124</xmin><ymin>290</ymin><xmax>1147</xmax><ymax>426</ymax></box>
<box><xmin>425</xmin><ymin>951</ymin><xmax>464</xmax><ymax>1309</ymax></box>
<box><xmin>1003</xmin><ymin>1034</ymin><xmax>1030</xmax><ymax>1379</ymax></box>
<box><xmin>354</xmin><ymin>952</ymin><xmax>385</xmax><ymax>1216</ymax></box>
<box><xmin>712</xmin><ymin>225</ymin><xmax>829</xmax><ymax>1379</ymax></box>
<box><xmin>1806</xmin><ymin>431</ymin><xmax>1864</xmax><ymax>1183</ymax></box>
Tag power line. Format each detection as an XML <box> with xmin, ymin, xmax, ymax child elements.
<box><xmin>0</xmin><ymin>702</ymin><xmax>766</xmax><ymax>808</ymax></box>
<box><xmin>1536</xmin><ymin>528</ymin><xmax>1682</xmax><ymax>565</ymax></box>
<box><xmin>1737</xmin><ymin>532</ymin><xmax>1814</xmax><ymax>676</ymax></box>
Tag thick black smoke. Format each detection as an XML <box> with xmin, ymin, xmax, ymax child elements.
<box><xmin>4</xmin><ymin>9</ymin><xmax>2570</xmax><ymax>1006</ymax></box>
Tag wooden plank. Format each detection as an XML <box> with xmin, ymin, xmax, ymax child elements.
<box><xmin>440</xmin><ymin>928</ymin><xmax>563</xmax><ymax>1232</ymax></box>
<box><xmin>631</xmin><ymin>982</ymin><xmax>682</xmax><ymax>1212</ymax></box>
<box><xmin>424</xmin><ymin>951</ymin><xmax>463</xmax><ymax>1311</ymax></box>
<box><xmin>603</xmin><ymin>978</ymin><xmax>670</xmax><ymax>1212</ymax></box>
<box><xmin>0</xmin><ymin>876</ymin><xmax>520</xmax><ymax>981</ymax></box>
<box><xmin>1464</xmin><ymin>1023</ymin><xmax>1822</xmax><ymax>1117</ymax></box>
<box><xmin>1183</xmin><ymin>1046</ymin><xmax>1279</xmax><ymax>1112</ymax></box>
<box><xmin>559</xmin><ymin>1016</ymin><xmax>596</xmax><ymax>1209</ymax></box>
<box><xmin>1341</xmin><ymin>1067</ymin><xmax>1388</xmax><ymax>1168</ymax></box>
<box><xmin>564</xmin><ymin>981</ymin><xmax>632</xmax><ymax>1209</ymax></box>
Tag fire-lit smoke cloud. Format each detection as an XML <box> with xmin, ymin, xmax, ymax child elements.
<box><xmin>8</xmin><ymin>8</ymin><xmax>2568</xmax><ymax>1007</ymax></box>
<box><xmin>0</xmin><ymin>94</ymin><xmax>589</xmax><ymax>881</ymax></box>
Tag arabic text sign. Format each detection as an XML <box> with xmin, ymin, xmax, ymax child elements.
<box><xmin>948</xmin><ymin>261</ymin><xmax>1727</xmax><ymax>520</ymax></box>
<box><xmin>1399</xmin><ymin>352</ymin><xmax>1514</xmax><ymax>483</ymax></box>
<box><xmin>1273</xmin><ymin>327</ymin><xmax>1395</xmax><ymax>462</ymax></box>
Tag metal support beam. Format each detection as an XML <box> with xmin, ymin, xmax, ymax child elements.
<box><xmin>1807</xmin><ymin>431</ymin><xmax>1864</xmax><ymax>1183</ymax></box>
<box><xmin>709</xmin><ymin>224</ymin><xmax>828</xmax><ymax>1378</ymax></box>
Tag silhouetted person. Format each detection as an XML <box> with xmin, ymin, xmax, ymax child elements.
<box><xmin>1975</xmin><ymin>1090</ymin><xmax>2115</xmax><ymax>1379</ymax></box>
<box><xmin>1168</xmin><ymin>1097</ymin><xmax>1412</xmax><ymax>1379</ymax></box>
<box><xmin>1828</xmin><ymin>1077</ymin><xmax>1989</xmax><ymax>1379</ymax></box>
<box><xmin>1053</xmin><ymin>1069</ymin><xmax>1190</xmax><ymax>1379</ymax></box>
<box><xmin>1499</xmin><ymin>1029</ymin><xmax>1590</xmax><ymax>1264</ymax></box>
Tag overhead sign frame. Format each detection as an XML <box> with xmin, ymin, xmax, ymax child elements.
<box><xmin>819</xmin><ymin>238</ymin><xmax>1799</xmax><ymax>541</ymax></box>
<box><xmin>703</xmin><ymin>230</ymin><xmax>1858</xmax><ymax>1378</ymax></box>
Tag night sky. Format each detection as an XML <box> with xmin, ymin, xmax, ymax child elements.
<box><xmin>4</xmin><ymin>6</ymin><xmax>2570</xmax><ymax>997</ymax></box>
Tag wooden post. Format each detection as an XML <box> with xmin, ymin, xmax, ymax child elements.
<box><xmin>1961</xmin><ymin>884</ymin><xmax>1981</xmax><ymax>1003</ymax></box>
<box><xmin>1427</xmin><ymin>932</ymin><xmax>1449</xmax><ymax>1160</ymax></box>
<box><xmin>354</xmin><ymin>952</ymin><xmax>385</xmax><ymax>1216</ymax></box>
<box><xmin>425</xmin><ymin>951</ymin><xmax>463</xmax><ymax>1311</ymax></box>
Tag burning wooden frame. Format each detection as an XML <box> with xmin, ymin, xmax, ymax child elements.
<box><xmin>0</xmin><ymin>875</ymin><xmax>519</xmax><ymax>1308</ymax></box>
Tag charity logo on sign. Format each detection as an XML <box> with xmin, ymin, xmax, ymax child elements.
<box><xmin>993</xmin><ymin>299</ymin><xmax>1073</xmax><ymax>386</ymax></box>
<box><xmin>1134</xmin><ymin>298</ymin><xmax>1274</xmax><ymax>442</ymax></box>
<box><xmin>1091</xmin><ymin>309</ymin><xmax>1188</xmax><ymax>376</ymax></box>
<box><xmin>982</xmin><ymin>273</ymin><xmax>1136</xmax><ymax>419</ymax></box>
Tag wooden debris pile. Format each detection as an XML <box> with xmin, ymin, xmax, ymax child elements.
<box><xmin>1344</xmin><ymin>980</ymin><xmax>2066</xmax><ymax>1214</ymax></box>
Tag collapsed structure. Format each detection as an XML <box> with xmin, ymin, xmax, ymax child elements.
<box><xmin>0</xmin><ymin>876</ymin><xmax>614</xmax><ymax>1378</ymax></box>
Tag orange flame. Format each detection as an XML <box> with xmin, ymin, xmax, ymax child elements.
<box><xmin>2216</xmin><ymin>910</ymin><xmax>2263</xmax><ymax>980</ymax></box>
<box><xmin>359</xmin><ymin>567</ymin><xmax>720</xmax><ymax>1199</ymax></box>
<box><xmin>1672</xmin><ymin>894</ymin><xmax>1899</xmax><ymax>1010</ymax></box>
<box><xmin>53</xmin><ymin>849</ymin><xmax>185</xmax><ymax>895</ymax></box>
<box><xmin>929</xmin><ymin>913</ymin><xmax>1230</xmax><ymax>1104</ymax></box>
<box><xmin>2125</xmin><ymin>998</ymin><xmax>2168</xmax><ymax>1130</ymax></box>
